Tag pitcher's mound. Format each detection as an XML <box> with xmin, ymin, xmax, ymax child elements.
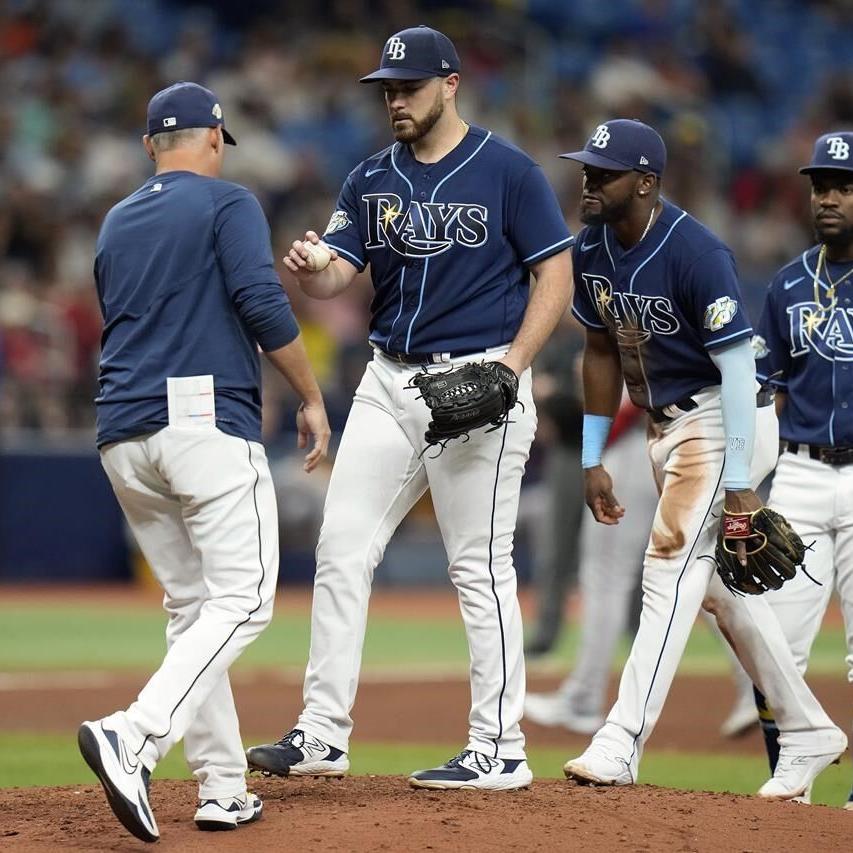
<box><xmin>1</xmin><ymin>776</ymin><xmax>848</xmax><ymax>852</ymax></box>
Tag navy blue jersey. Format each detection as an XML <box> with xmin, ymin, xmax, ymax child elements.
<box><xmin>571</xmin><ymin>199</ymin><xmax>753</xmax><ymax>409</ymax></box>
<box><xmin>755</xmin><ymin>245</ymin><xmax>853</xmax><ymax>446</ymax></box>
<box><xmin>95</xmin><ymin>170</ymin><xmax>299</xmax><ymax>447</ymax></box>
<box><xmin>321</xmin><ymin>125</ymin><xmax>573</xmax><ymax>355</ymax></box>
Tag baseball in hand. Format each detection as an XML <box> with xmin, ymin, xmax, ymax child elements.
<box><xmin>303</xmin><ymin>240</ymin><xmax>332</xmax><ymax>272</ymax></box>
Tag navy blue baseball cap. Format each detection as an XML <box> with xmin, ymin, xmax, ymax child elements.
<box><xmin>146</xmin><ymin>82</ymin><xmax>236</xmax><ymax>145</ymax></box>
<box><xmin>560</xmin><ymin>119</ymin><xmax>666</xmax><ymax>177</ymax></box>
<box><xmin>800</xmin><ymin>131</ymin><xmax>853</xmax><ymax>175</ymax></box>
<box><xmin>360</xmin><ymin>25</ymin><xmax>460</xmax><ymax>83</ymax></box>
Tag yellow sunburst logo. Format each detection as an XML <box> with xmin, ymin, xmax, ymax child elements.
<box><xmin>380</xmin><ymin>203</ymin><xmax>401</xmax><ymax>229</ymax></box>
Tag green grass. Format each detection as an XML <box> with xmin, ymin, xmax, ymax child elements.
<box><xmin>0</xmin><ymin>605</ymin><xmax>469</xmax><ymax>672</ymax></box>
<box><xmin>0</xmin><ymin>603</ymin><xmax>847</xmax><ymax>676</ymax></box>
<box><xmin>3</xmin><ymin>734</ymin><xmax>850</xmax><ymax>806</ymax></box>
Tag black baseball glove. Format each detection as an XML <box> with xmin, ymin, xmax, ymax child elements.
<box><xmin>714</xmin><ymin>507</ymin><xmax>805</xmax><ymax>595</ymax></box>
<box><xmin>408</xmin><ymin>361</ymin><xmax>519</xmax><ymax>449</ymax></box>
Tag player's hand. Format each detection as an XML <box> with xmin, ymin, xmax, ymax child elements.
<box><xmin>283</xmin><ymin>230</ymin><xmax>339</xmax><ymax>278</ymax></box>
<box><xmin>296</xmin><ymin>399</ymin><xmax>331</xmax><ymax>473</ymax></box>
<box><xmin>723</xmin><ymin>488</ymin><xmax>763</xmax><ymax>567</ymax></box>
<box><xmin>584</xmin><ymin>465</ymin><xmax>625</xmax><ymax>525</ymax></box>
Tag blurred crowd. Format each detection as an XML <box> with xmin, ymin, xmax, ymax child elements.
<box><xmin>1</xmin><ymin>0</ymin><xmax>852</xmax><ymax>438</ymax></box>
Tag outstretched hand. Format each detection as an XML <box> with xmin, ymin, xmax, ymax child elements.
<box><xmin>283</xmin><ymin>230</ymin><xmax>339</xmax><ymax>279</ymax></box>
<box><xmin>584</xmin><ymin>465</ymin><xmax>625</xmax><ymax>525</ymax></box>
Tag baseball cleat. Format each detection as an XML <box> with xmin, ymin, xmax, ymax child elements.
<box><xmin>78</xmin><ymin>720</ymin><xmax>159</xmax><ymax>843</ymax></box>
<box><xmin>246</xmin><ymin>728</ymin><xmax>349</xmax><ymax>777</ymax></box>
<box><xmin>563</xmin><ymin>746</ymin><xmax>634</xmax><ymax>786</ymax></box>
<box><xmin>757</xmin><ymin>729</ymin><xmax>848</xmax><ymax>800</ymax></box>
<box><xmin>790</xmin><ymin>782</ymin><xmax>813</xmax><ymax>805</ymax></box>
<box><xmin>194</xmin><ymin>792</ymin><xmax>263</xmax><ymax>831</ymax></box>
<box><xmin>524</xmin><ymin>691</ymin><xmax>604</xmax><ymax>735</ymax></box>
<box><xmin>409</xmin><ymin>750</ymin><xmax>532</xmax><ymax>791</ymax></box>
<box><xmin>844</xmin><ymin>787</ymin><xmax>853</xmax><ymax>811</ymax></box>
<box><xmin>719</xmin><ymin>693</ymin><xmax>760</xmax><ymax>739</ymax></box>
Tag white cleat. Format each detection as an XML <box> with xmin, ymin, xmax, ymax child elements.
<box><xmin>790</xmin><ymin>783</ymin><xmax>812</xmax><ymax>805</ymax></box>
<box><xmin>524</xmin><ymin>692</ymin><xmax>604</xmax><ymax>735</ymax></box>
<box><xmin>194</xmin><ymin>792</ymin><xmax>263</xmax><ymax>831</ymax></box>
<box><xmin>78</xmin><ymin>720</ymin><xmax>159</xmax><ymax>843</ymax></box>
<box><xmin>409</xmin><ymin>750</ymin><xmax>532</xmax><ymax>791</ymax></box>
<box><xmin>719</xmin><ymin>694</ymin><xmax>760</xmax><ymax>739</ymax></box>
<box><xmin>758</xmin><ymin>729</ymin><xmax>848</xmax><ymax>800</ymax></box>
<box><xmin>563</xmin><ymin>745</ymin><xmax>634</xmax><ymax>786</ymax></box>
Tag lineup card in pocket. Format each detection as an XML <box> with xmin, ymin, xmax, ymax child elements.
<box><xmin>167</xmin><ymin>375</ymin><xmax>216</xmax><ymax>429</ymax></box>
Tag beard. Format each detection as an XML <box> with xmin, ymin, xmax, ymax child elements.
<box><xmin>814</xmin><ymin>220</ymin><xmax>853</xmax><ymax>252</ymax></box>
<box><xmin>390</xmin><ymin>93</ymin><xmax>444</xmax><ymax>143</ymax></box>
<box><xmin>579</xmin><ymin>193</ymin><xmax>633</xmax><ymax>226</ymax></box>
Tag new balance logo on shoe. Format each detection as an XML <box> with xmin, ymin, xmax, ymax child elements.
<box><xmin>245</xmin><ymin>728</ymin><xmax>350</xmax><ymax>777</ymax></box>
<box><xmin>409</xmin><ymin>749</ymin><xmax>532</xmax><ymax>791</ymax></box>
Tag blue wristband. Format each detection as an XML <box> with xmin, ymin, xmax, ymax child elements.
<box><xmin>582</xmin><ymin>414</ymin><xmax>613</xmax><ymax>469</ymax></box>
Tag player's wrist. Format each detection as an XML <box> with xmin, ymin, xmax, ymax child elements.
<box><xmin>581</xmin><ymin>414</ymin><xmax>613</xmax><ymax>469</ymax></box>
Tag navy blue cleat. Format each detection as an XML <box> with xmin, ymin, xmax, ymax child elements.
<box><xmin>246</xmin><ymin>728</ymin><xmax>349</xmax><ymax>777</ymax></box>
<box><xmin>409</xmin><ymin>749</ymin><xmax>532</xmax><ymax>790</ymax></box>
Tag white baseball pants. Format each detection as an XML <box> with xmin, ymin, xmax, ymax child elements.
<box><xmin>99</xmin><ymin>427</ymin><xmax>279</xmax><ymax>798</ymax></box>
<box><xmin>765</xmin><ymin>448</ymin><xmax>853</xmax><ymax>682</ymax></box>
<box><xmin>590</xmin><ymin>390</ymin><xmax>841</xmax><ymax>778</ymax></box>
<box><xmin>298</xmin><ymin>349</ymin><xmax>536</xmax><ymax>759</ymax></box>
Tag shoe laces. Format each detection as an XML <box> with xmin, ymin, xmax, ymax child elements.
<box><xmin>444</xmin><ymin>750</ymin><xmax>472</xmax><ymax>768</ymax></box>
<box><xmin>275</xmin><ymin>729</ymin><xmax>303</xmax><ymax>749</ymax></box>
<box><xmin>445</xmin><ymin>750</ymin><xmax>498</xmax><ymax>774</ymax></box>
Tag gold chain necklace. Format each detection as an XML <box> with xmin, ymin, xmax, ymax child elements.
<box><xmin>638</xmin><ymin>203</ymin><xmax>658</xmax><ymax>244</ymax></box>
<box><xmin>806</xmin><ymin>244</ymin><xmax>853</xmax><ymax>336</ymax></box>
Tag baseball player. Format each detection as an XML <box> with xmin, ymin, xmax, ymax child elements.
<box><xmin>77</xmin><ymin>82</ymin><xmax>330</xmax><ymax>842</ymax></box>
<box><xmin>558</xmin><ymin>119</ymin><xmax>846</xmax><ymax>799</ymax></box>
<box><xmin>752</xmin><ymin>130</ymin><xmax>853</xmax><ymax>808</ymax></box>
<box><xmin>525</xmin><ymin>396</ymin><xmax>759</xmax><ymax>738</ymax></box>
<box><xmin>246</xmin><ymin>25</ymin><xmax>573</xmax><ymax>790</ymax></box>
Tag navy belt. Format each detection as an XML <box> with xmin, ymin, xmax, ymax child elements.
<box><xmin>786</xmin><ymin>442</ymin><xmax>853</xmax><ymax>466</ymax></box>
<box><xmin>648</xmin><ymin>387</ymin><xmax>774</xmax><ymax>424</ymax></box>
<box><xmin>374</xmin><ymin>345</ymin><xmax>497</xmax><ymax>366</ymax></box>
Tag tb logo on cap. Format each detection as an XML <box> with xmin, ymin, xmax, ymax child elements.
<box><xmin>386</xmin><ymin>36</ymin><xmax>406</xmax><ymax>60</ymax></box>
<box><xmin>590</xmin><ymin>125</ymin><xmax>611</xmax><ymax>149</ymax></box>
<box><xmin>827</xmin><ymin>136</ymin><xmax>850</xmax><ymax>160</ymax></box>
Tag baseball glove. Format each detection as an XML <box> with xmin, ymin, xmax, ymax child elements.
<box><xmin>408</xmin><ymin>361</ymin><xmax>519</xmax><ymax>449</ymax></box>
<box><xmin>714</xmin><ymin>507</ymin><xmax>805</xmax><ymax>595</ymax></box>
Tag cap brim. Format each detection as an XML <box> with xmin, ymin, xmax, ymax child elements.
<box><xmin>799</xmin><ymin>164</ymin><xmax>853</xmax><ymax>175</ymax></box>
<box><xmin>222</xmin><ymin>127</ymin><xmax>236</xmax><ymax>146</ymax></box>
<box><xmin>360</xmin><ymin>67</ymin><xmax>445</xmax><ymax>83</ymax></box>
<box><xmin>558</xmin><ymin>150</ymin><xmax>633</xmax><ymax>171</ymax></box>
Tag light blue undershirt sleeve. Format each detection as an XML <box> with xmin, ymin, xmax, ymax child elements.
<box><xmin>582</xmin><ymin>414</ymin><xmax>613</xmax><ymax>469</ymax></box>
<box><xmin>709</xmin><ymin>338</ymin><xmax>756</xmax><ymax>490</ymax></box>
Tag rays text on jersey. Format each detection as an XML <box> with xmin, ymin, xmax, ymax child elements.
<box><xmin>582</xmin><ymin>273</ymin><xmax>681</xmax><ymax>336</ymax></box>
<box><xmin>362</xmin><ymin>192</ymin><xmax>488</xmax><ymax>257</ymax></box>
<box><xmin>788</xmin><ymin>303</ymin><xmax>853</xmax><ymax>361</ymax></box>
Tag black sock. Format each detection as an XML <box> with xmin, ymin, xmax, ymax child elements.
<box><xmin>753</xmin><ymin>686</ymin><xmax>780</xmax><ymax>773</ymax></box>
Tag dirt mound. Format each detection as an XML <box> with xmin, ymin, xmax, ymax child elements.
<box><xmin>0</xmin><ymin>776</ymin><xmax>848</xmax><ymax>852</ymax></box>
